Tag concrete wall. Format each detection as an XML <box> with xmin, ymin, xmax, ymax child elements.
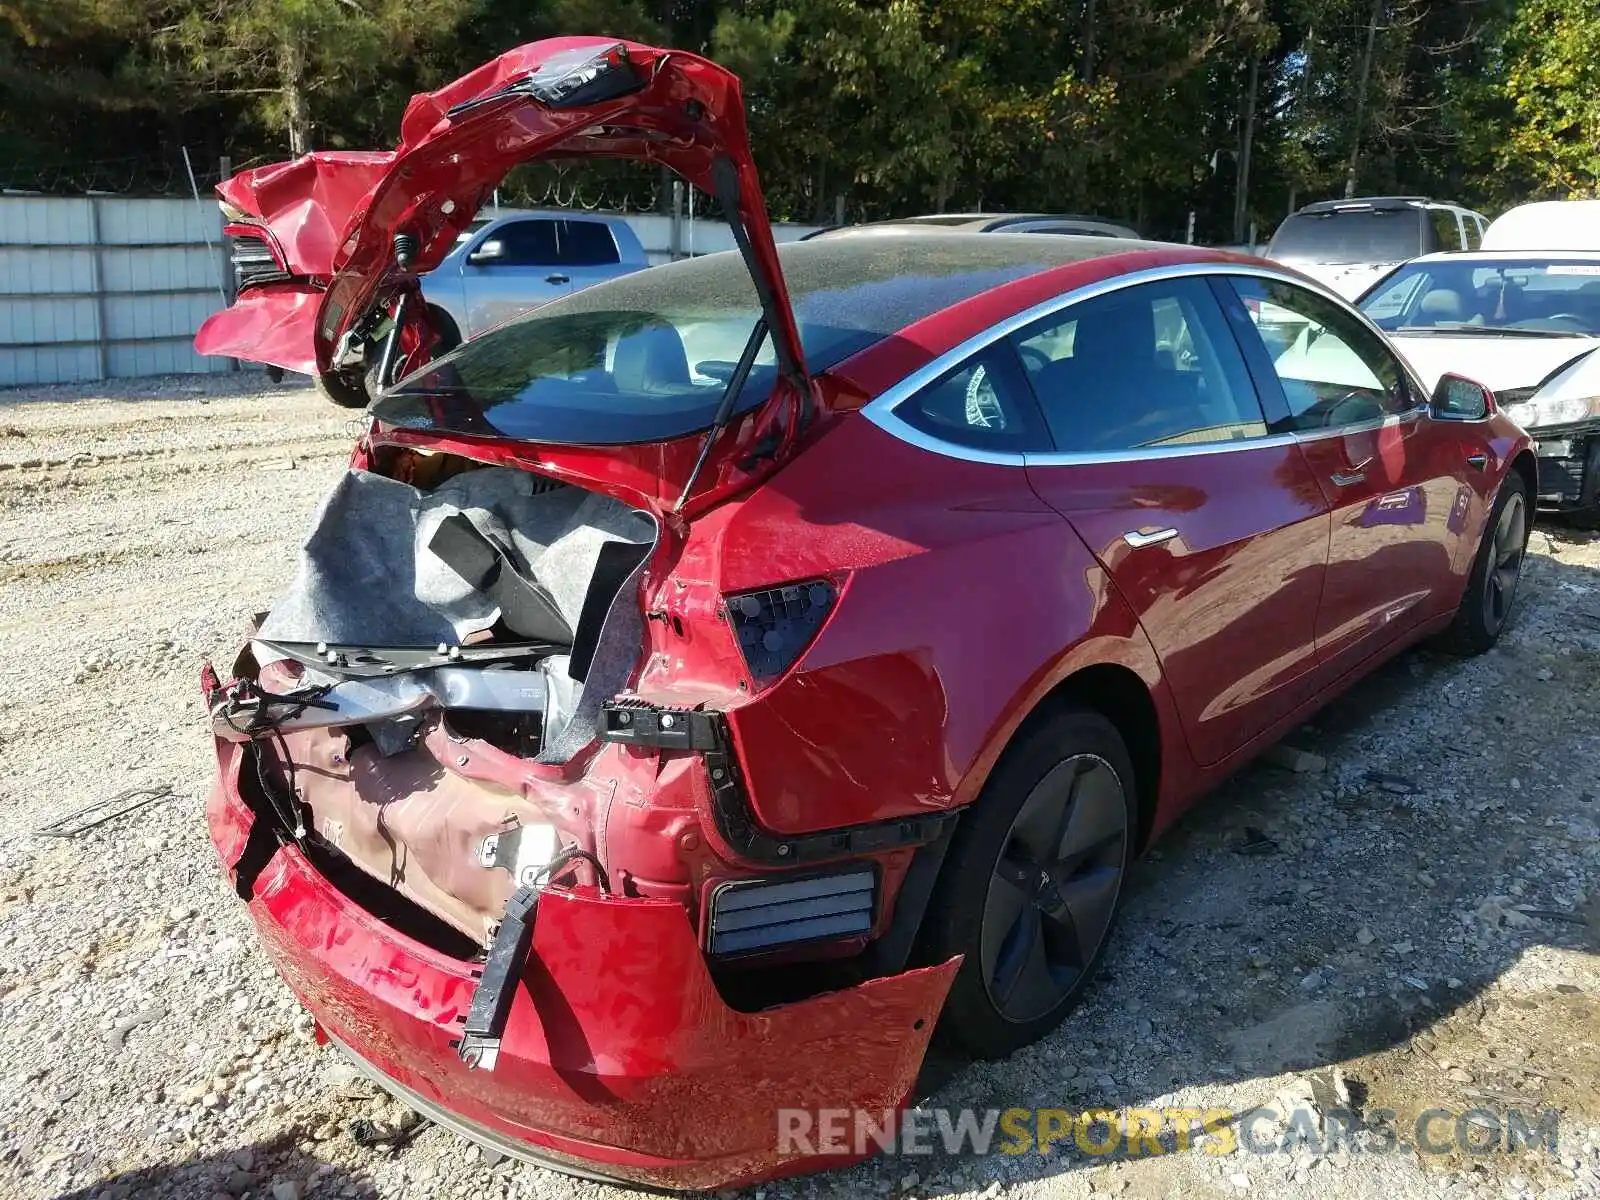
<box><xmin>0</xmin><ymin>194</ymin><xmax>825</xmax><ymax>388</ymax></box>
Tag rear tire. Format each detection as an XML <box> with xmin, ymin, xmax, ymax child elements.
<box><xmin>918</xmin><ymin>707</ymin><xmax>1136</xmax><ymax>1059</ymax></box>
<box><xmin>1437</xmin><ymin>473</ymin><xmax>1529</xmax><ymax>655</ymax></box>
<box><xmin>313</xmin><ymin>370</ymin><xmax>371</xmax><ymax>409</ymax></box>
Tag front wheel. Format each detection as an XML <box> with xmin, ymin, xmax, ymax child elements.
<box><xmin>918</xmin><ymin>707</ymin><xmax>1136</xmax><ymax>1059</ymax></box>
<box><xmin>1437</xmin><ymin>473</ymin><xmax>1529</xmax><ymax>655</ymax></box>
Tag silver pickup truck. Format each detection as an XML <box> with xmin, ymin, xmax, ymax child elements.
<box><xmin>421</xmin><ymin>211</ymin><xmax>650</xmax><ymax>346</ymax></box>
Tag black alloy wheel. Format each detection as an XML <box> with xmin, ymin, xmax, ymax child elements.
<box><xmin>918</xmin><ymin>707</ymin><xmax>1137</xmax><ymax>1059</ymax></box>
<box><xmin>981</xmin><ymin>754</ymin><xmax>1128</xmax><ymax>1023</ymax></box>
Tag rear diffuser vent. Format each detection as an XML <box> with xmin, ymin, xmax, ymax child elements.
<box><xmin>706</xmin><ymin>868</ymin><xmax>875</xmax><ymax>957</ymax></box>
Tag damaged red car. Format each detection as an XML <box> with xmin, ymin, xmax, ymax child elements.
<box><xmin>195</xmin><ymin>36</ymin><xmax>1536</xmax><ymax>1190</ymax></box>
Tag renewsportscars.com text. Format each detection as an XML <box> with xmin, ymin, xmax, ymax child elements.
<box><xmin>777</xmin><ymin>1105</ymin><xmax>1560</xmax><ymax>1158</ymax></box>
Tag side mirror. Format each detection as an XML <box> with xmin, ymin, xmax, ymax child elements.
<box><xmin>467</xmin><ymin>237</ymin><xmax>506</xmax><ymax>266</ymax></box>
<box><xmin>1431</xmin><ymin>372</ymin><xmax>1493</xmax><ymax>421</ymax></box>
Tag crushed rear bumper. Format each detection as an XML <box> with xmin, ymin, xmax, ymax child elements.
<box><xmin>206</xmin><ymin>741</ymin><xmax>958</xmax><ymax>1190</ymax></box>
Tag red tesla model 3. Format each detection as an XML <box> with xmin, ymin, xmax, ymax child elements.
<box><xmin>195</xmin><ymin>37</ymin><xmax>1535</xmax><ymax>1190</ymax></box>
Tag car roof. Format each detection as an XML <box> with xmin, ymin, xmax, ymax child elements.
<box><xmin>563</xmin><ymin>230</ymin><xmax>1225</xmax><ymax>356</ymax></box>
<box><xmin>896</xmin><ymin>212</ymin><xmax>1129</xmax><ymax>227</ymax></box>
<box><xmin>474</xmin><ymin>208</ymin><xmax>628</xmax><ymax>223</ymax></box>
<box><xmin>1295</xmin><ymin>196</ymin><xmax>1433</xmax><ymax>214</ymax></box>
<box><xmin>1482</xmin><ymin>200</ymin><xmax>1600</xmax><ymax>251</ymax></box>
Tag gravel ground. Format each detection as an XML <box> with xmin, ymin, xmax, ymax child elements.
<box><xmin>0</xmin><ymin>376</ymin><xmax>1597</xmax><ymax>1200</ymax></box>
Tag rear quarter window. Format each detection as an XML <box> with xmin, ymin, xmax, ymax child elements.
<box><xmin>895</xmin><ymin>347</ymin><xmax>1049</xmax><ymax>454</ymax></box>
<box><xmin>1427</xmin><ymin>209</ymin><xmax>1463</xmax><ymax>253</ymax></box>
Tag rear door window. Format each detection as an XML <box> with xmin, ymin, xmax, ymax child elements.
<box><xmin>1428</xmin><ymin>208</ymin><xmax>1463</xmax><ymax>253</ymax></box>
<box><xmin>1010</xmin><ymin>277</ymin><xmax>1268</xmax><ymax>451</ymax></box>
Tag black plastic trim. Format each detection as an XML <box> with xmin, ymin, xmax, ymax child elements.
<box><xmin>859</xmin><ymin>816</ymin><xmax>959</xmax><ymax>977</ymax></box>
<box><xmin>601</xmin><ymin>698</ymin><xmax>721</xmax><ymax>750</ymax></box>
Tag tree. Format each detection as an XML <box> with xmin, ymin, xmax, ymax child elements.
<box><xmin>149</xmin><ymin>0</ymin><xmax>483</xmax><ymax>155</ymax></box>
<box><xmin>1495</xmin><ymin>0</ymin><xmax>1600</xmax><ymax>197</ymax></box>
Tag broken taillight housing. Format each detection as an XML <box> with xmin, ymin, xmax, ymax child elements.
<box><xmin>227</xmin><ymin>227</ymin><xmax>288</xmax><ymax>291</ymax></box>
<box><xmin>448</xmin><ymin>43</ymin><xmax>646</xmax><ymax>118</ymax></box>
<box><xmin>527</xmin><ymin>43</ymin><xmax>644</xmax><ymax>108</ymax></box>
<box><xmin>726</xmin><ymin>580</ymin><xmax>836</xmax><ymax>684</ymax></box>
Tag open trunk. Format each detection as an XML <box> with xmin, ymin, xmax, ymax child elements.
<box><xmin>214</xmin><ymin>454</ymin><xmax>655</xmax><ymax>942</ymax></box>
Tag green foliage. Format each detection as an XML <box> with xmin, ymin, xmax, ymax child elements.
<box><xmin>1495</xmin><ymin>0</ymin><xmax>1600</xmax><ymax>198</ymax></box>
<box><xmin>0</xmin><ymin>0</ymin><xmax>1597</xmax><ymax>235</ymax></box>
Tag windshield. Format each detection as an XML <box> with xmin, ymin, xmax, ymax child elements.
<box><xmin>454</xmin><ymin>218</ymin><xmax>493</xmax><ymax>245</ymax></box>
<box><xmin>376</xmin><ymin>233</ymin><xmax>1107</xmax><ymax>445</ymax></box>
<box><xmin>1268</xmin><ymin>209</ymin><xmax>1422</xmax><ymax>264</ymax></box>
<box><xmin>1359</xmin><ymin>259</ymin><xmax>1600</xmax><ymax>337</ymax></box>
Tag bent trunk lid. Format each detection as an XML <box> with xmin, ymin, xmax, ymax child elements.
<box><xmin>196</xmin><ymin>38</ymin><xmax>811</xmax><ymax>515</ymax></box>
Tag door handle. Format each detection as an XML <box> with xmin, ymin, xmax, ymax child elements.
<box><xmin>1465</xmin><ymin>452</ymin><xmax>1488</xmax><ymax>470</ymax></box>
<box><xmin>1123</xmin><ymin>527</ymin><xmax>1178</xmax><ymax>549</ymax></box>
<box><xmin>1330</xmin><ymin>470</ymin><xmax>1366</xmax><ymax>487</ymax></box>
<box><xmin>545</xmin><ymin>273</ymin><xmax>570</xmax><ymax>284</ymax></box>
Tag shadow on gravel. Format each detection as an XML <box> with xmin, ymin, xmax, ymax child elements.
<box><xmin>51</xmin><ymin>1135</ymin><xmax>380</xmax><ymax>1200</ymax></box>
<box><xmin>871</xmin><ymin>524</ymin><xmax>1600</xmax><ymax>1197</ymax></box>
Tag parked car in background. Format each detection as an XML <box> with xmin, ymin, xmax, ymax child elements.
<box><xmin>421</xmin><ymin>211</ymin><xmax>648</xmax><ymax>346</ymax></box>
<box><xmin>223</xmin><ymin>204</ymin><xmax>648</xmax><ymax>406</ymax></box>
<box><xmin>1267</xmin><ymin>196</ymin><xmax>1487</xmax><ymax>299</ymax></box>
<box><xmin>1483</xmin><ymin>199</ymin><xmax>1600</xmax><ymax>252</ymax></box>
<box><xmin>1360</xmin><ymin>250</ymin><xmax>1600</xmax><ymax>521</ymax></box>
<box><xmin>196</xmin><ymin>35</ymin><xmax>1537</xmax><ymax>1191</ymax></box>
<box><xmin>808</xmin><ymin>212</ymin><xmax>1142</xmax><ymax>239</ymax></box>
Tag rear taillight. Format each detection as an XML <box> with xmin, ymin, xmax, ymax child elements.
<box><xmin>228</xmin><ymin>229</ymin><xmax>288</xmax><ymax>291</ymax></box>
<box><xmin>725</xmin><ymin>580</ymin><xmax>836</xmax><ymax>684</ymax></box>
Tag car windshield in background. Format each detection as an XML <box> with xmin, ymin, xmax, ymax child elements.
<box><xmin>1360</xmin><ymin>259</ymin><xmax>1600</xmax><ymax>337</ymax></box>
<box><xmin>1268</xmin><ymin>209</ymin><xmax>1421</xmax><ymax>264</ymax></box>
<box><xmin>454</xmin><ymin>218</ymin><xmax>493</xmax><ymax>245</ymax></box>
<box><xmin>374</xmin><ymin>234</ymin><xmax>1108</xmax><ymax>445</ymax></box>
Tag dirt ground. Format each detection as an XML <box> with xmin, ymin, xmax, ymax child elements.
<box><xmin>0</xmin><ymin>377</ymin><xmax>1597</xmax><ymax>1200</ymax></box>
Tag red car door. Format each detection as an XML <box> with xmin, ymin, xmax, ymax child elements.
<box><xmin>1014</xmin><ymin>275</ymin><xmax>1331</xmax><ymax>767</ymax></box>
<box><xmin>1219</xmin><ymin>276</ymin><xmax>1471</xmax><ymax>673</ymax></box>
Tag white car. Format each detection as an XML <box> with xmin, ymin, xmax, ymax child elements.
<box><xmin>1358</xmin><ymin>250</ymin><xmax>1600</xmax><ymax>520</ymax></box>
<box><xmin>1266</xmin><ymin>196</ymin><xmax>1487</xmax><ymax>300</ymax></box>
<box><xmin>1483</xmin><ymin>200</ymin><xmax>1600</xmax><ymax>252</ymax></box>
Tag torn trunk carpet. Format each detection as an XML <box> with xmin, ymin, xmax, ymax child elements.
<box><xmin>254</xmin><ymin>466</ymin><xmax>655</xmax><ymax>761</ymax></box>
